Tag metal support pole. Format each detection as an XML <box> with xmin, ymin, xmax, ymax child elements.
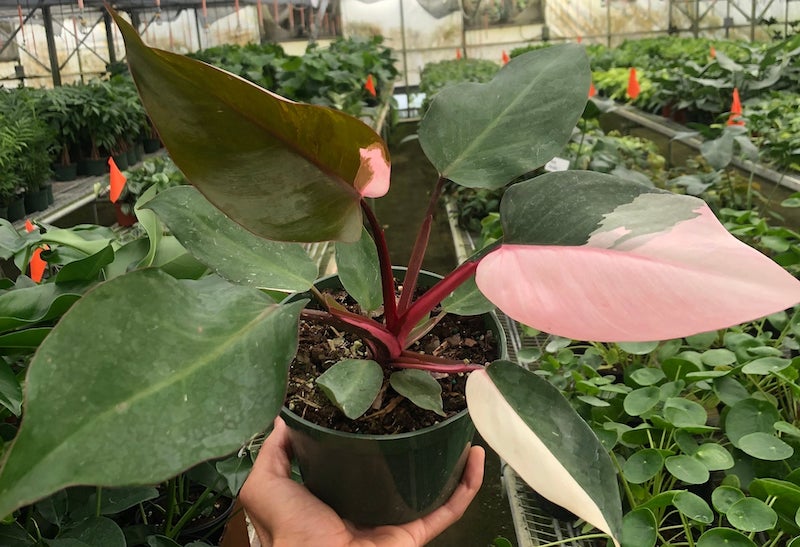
<box><xmin>103</xmin><ymin>9</ymin><xmax>117</xmax><ymax>65</ymax></box>
<box><xmin>42</xmin><ymin>5</ymin><xmax>61</xmax><ymax>86</ymax></box>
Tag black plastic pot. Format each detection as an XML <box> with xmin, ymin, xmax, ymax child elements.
<box><xmin>79</xmin><ymin>158</ymin><xmax>109</xmax><ymax>177</ymax></box>
<box><xmin>143</xmin><ymin>138</ymin><xmax>162</xmax><ymax>154</ymax></box>
<box><xmin>24</xmin><ymin>188</ymin><xmax>49</xmax><ymax>213</ymax></box>
<box><xmin>6</xmin><ymin>196</ymin><xmax>25</xmax><ymax>222</ymax></box>
<box><xmin>282</xmin><ymin>267</ymin><xmax>505</xmax><ymax>526</ymax></box>
<box><xmin>52</xmin><ymin>162</ymin><xmax>78</xmax><ymax>182</ymax></box>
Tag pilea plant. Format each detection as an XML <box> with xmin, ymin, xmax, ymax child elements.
<box><xmin>0</xmin><ymin>9</ymin><xmax>799</xmax><ymax>546</ymax></box>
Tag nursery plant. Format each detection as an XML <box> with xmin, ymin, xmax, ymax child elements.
<box><xmin>1</xmin><ymin>10</ymin><xmax>800</xmax><ymax>547</ymax></box>
<box><xmin>521</xmin><ymin>311</ymin><xmax>800</xmax><ymax>546</ymax></box>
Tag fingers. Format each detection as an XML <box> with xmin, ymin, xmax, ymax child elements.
<box><xmin>409</xmin><ymin>444</ymin><xmax>486</xmax><ymax>543</ymax></box>
<box><xmin>241</xmin><ymin>417</ymin><xmax>293</xmax><ymax>501</ymax></box>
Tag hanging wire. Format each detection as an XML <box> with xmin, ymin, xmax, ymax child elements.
<box><xmin>25</xmin><ymin>0</ymin><xmax>38</xmax><ymax>59</ymax></box>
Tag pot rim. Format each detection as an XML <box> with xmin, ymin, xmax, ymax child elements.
<box><xmin>281</xmin><ymin>404</ymin><xmax>472</xmax><ymax>442</ymax></box>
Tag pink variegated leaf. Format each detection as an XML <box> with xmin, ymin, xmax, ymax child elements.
<box><xmin>475</xmin><ymin>171</ymin><xmax>800</xmax><ymax>342</ymax></box>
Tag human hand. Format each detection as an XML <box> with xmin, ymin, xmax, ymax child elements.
<box><xmin>239</xmin><ymin>417</ymin><xmax>485</xmax><ymax>547</ymax></box>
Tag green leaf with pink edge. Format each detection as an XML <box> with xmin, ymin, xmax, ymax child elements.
<box><xmin>467</xmin><ymin>360</ymin><xmax>622</xmax><ymax>547</ymax></box>
<box><xmin>110</xmin><ymin>8</ymin><xmax>389</xmax><ymax>244</ymax></box>
<box><xmin>475</xmin><ymin>170</ymin><xmax>800</xmax><ymax>342</ymax></box>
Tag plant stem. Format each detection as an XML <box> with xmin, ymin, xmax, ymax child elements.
<box><xmin>164</xmin><ymin>477</ymin><xmax>177</xmax><ymax>536</ymax></box>
<box><xmin>169</xmin><ymin>485</ymin><xmax>216</xmax><ymax>539</ymax></box>
<box><xmin>361</xmin><ymin>199</ymin><xmax>398</xmax><ymax>331</ymax></box>
<box><xmin>536</xmin><ymin>533</ymin><xmax>612</xmax><ymax>547</ymax></box>
<box><xmin>95</xmin><ymin>486</ymin><xmax>102</xmax><ymax>517</ymax></box>
<box><xmin>397</xmin><ymin>176</ymin><xmax>446</xmax><ymax>315</ymax></box>
<box><xmin>609</xmin><ymin>452</ymin><xmax>637</xmax><ymax>509</ymax></box>
<box><xmin>396</xmin><ymin>258</ymin><xmax>479</xmax><ymax>344</ymax></box>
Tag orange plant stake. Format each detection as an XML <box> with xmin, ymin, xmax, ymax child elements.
<box><xmin>364</xmin><ymin>74</ymin><xmax>376</xmax><ymax>97</ymax></box>
<box><xmin>627</xmin><ymin>67</ymin><xmax>640</xmax><ymax>100</ymax></box>
<box><xmin>25</xmin><ymin>219</ymin><xmax>35</xmax><ymax>232</ymax></box>
<box><xmin>456</xmin><ymin>48</ymin><xmax>462</xmax><ymax>60</ymax></box>
<box><xmin>108</xmin><ymin>157</ymin><xmax>127</xmax><ymax>203</ymax></box>
<box><xmin>588</xmin><ymin>81</ymin><xmax>597</xmax><ymax>98</ymax></box>
<box><xmin>501</xmin><ymin>51</ymin><xmax>510</xmax><ymax>65</ymax></box>
<box><xmin>728</xmin><ymin>87</ymin><xmax>744</xmax><ymax>126</ymax></box>
<box><xmin>710</xmin><ymin>45</ymin><xmax>716</xmax><ymax>59</ymax></box>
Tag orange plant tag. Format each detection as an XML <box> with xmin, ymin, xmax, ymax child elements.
<box><xmin>727</xmin><ymin>87</ymin><xmax>744</xmax><ymax>126</ymax></box>
<box><xmin>501</xmin><ymin>51</ymin><xmax>510</xmax><ymax>65</ymax></box>
<box><xmin>588</xmin><ymin>81</ymin><xmax>597</xmax><ymax>98</ymax></box>
<box><xmin>108</xmin><ymin>157</ymin><xmax>127</xmax><ymax>203</ymax></box>
<box><xmin>626</xmin><ymin>67</ymin><xmax>640</xmax><ymax>100</ymax></box>
<box><xmin>29</xmin><ymin>246</ymin><xmax>48</xmax><ymax>283</ymax></box>
<box><xmin>364</xmin><ymin>74</ymin><xmax>376</xmax><ymax>97</ymax></box>
<box><xmin>25</xmin><ymin>219</ymin><xmax>35</xmax><ymax>232</ymax></box>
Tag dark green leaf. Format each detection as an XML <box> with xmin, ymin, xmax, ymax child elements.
<box><xmin>390</xmin><ymin>369</ymin><xmax>445</xmax><ymax>416</ymax></box>
<box><xmin>334</xmin><ymin>227</ymin><xmax>382</xmax><ymax>312</ymax></box>
<box><xmin>0</xmin><ymin>271</ymin><xmax>302</xmax><ymax>516</ymax></box>
<box><xmin>674</xmin><ymin>490</ymin><xmax>713</xmax><ymax>523</ymax></box>
<box><xmin>145</xmin><ymin>187</ymin><xmax>318</xmax><ymax>291</ymax></box>
<box><xmin>621</xmin><ymin>508</ymin><xmax>657</xmax><ymax>547</ymax></box>
<box><xmin>419</xmin><ymin>45</ymin><xmax>590</xmax><ymax>189</ymax></box>
<box><xmin>316</xmin><ymin>359</ymin><xmax>383</xmax><ymax>419</ymax></box>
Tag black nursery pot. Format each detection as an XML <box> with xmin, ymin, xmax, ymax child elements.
<box><xmin>281</xmin><ymin>267</ymin><xmax>505</xmax><ymax>526</ymax></box>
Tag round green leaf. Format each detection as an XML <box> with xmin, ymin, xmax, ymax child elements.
<box><xmin>712</xmin><ymin>485</ymin><xmax>745</xmax><ymax>514</ymax></box>
<box><xmin>697</xmin><ymin>528</ymin><xmax>757</xmax><ymax>547</ymax></box>
<box><xmin>674</xmin><ymin>429</ymin><xmax>699</xmax><ymax>455</ymax></box>
<box><xmin>577</xmin><ymin>395</ymin><xmax>610</xmax><ymax>407</ymax></box>
<box><xmin>726</xmin><ymin>497</ymin><xmax>777</xmax><ymax>532</ymax></box>
<box><xmin>624</xmin><ymin>387</ymin><xmax>660</xmax><ymax>416</ymax></box>
<box><xmin>617</xmin><ymin>341</ymin><xmax>659</xmax><ymax>355</ymax></box>
<box><xmin>629</xmin><ymin>367</ymin><xmax>666</xmax><ymax>386</ymax></box>
<box><xmin>622</xmin><ymin>449</ymin><xmax>664</xmax><ymax>484</ymax></box>
<box><xmin>686</xmin><ymin>331</ymin><xmax>718</xmax><ymax>349</ymax></box>
<box><xmin>621</xmin><ymin>507</ymin><xmax>657</xmax><ymax>547</ymax></box>
<box><xmin>390</xmin><ymin>369</ymin><xmax>445</xmax><ymax>417</ymax></box>
<box><xmin>317</xmin><ymin>359</ymin><xmax>384</xmax><ymax>420</ymax></box>
<box><xmin>776</xmin><ymin>421</ymin><xmax>800</xmax><ymax>438</ymax></box>
<box><xmin>674</xmin><ymin>490</ymin><xmax>713</xmax><ymax>523</ymax></box>
<box><xmin>700</xmin><ymin>348</ymin><xmax>736</xmax><ymax>366</ymax></box>
<box><xmin>790</xmin><ymin>537</ymin><xmax>800</xmax><ymax>547</ymax></box>
<box><xmin>54</xmin><ymin>516</ymin><xmax>125</xmax><ymax>547</ymax></box>
<box><xmin>738</xmin><ymin>432</ymin><xmax>794</xmax><ymax>461</ymax></box>
<box><xmin>713</xmin><ymin>375</ymin><xmax>750</xmax><ymax>406</ymax></box>
<box><xmin>725</xmin><ymin>398</ymin><xmax>781</xmax><ymax>447</ymax></box>
<box><xmin>663</xmin><ymin>397</ymin><xmax>708</xmax><ymax>427</ymax></box>
<box><xmin>661</xmin><ymin>357</ymin><xmax>700</xmax><ymax>381</ymax></box>
<box><xmin>665</xmin><ymin>455</ymin><xmax>710</xmax><ymax>484</ymax></box>
<box><xmin>741</xmin><ymin>356</ymin><xmax>792</xmax><ymax>375</ymax></box>
<box><xmin>693</xmin><ymin>443</ymin><xmax>734</xmax><ymax>471</ymax></box>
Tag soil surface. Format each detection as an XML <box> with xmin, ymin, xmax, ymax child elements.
<box><xmin>285</xmin><ymin>286</ymin><xmax>498</xmax><ymax>435</ymax></box>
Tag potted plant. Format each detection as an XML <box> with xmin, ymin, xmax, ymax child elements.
<box><xmin>114</xmin><ymin>156</ymin><xmax>186</xmax><ymax>226</ymax></box>
<box><xmin>40</xmin><ymin>84</ymin><xmax>84</xmax><ymax>182</ymax></box>
<box><xmin>0</xmin><ymin>10</ymin><xmax>799</xmax><ymax>547</ymax></box>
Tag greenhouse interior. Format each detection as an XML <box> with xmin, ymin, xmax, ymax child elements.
<box><xmin>1</xmin><ymin>0</ymin><xmax>800</xmax><ymax>546</ymax></box>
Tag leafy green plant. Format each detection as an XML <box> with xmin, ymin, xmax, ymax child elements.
<box><xmin>1</xmin><ymin>12</ymin><xmax>799</xmax><ymax>547</ymax></box>
<box><xmin>418</xmin><ymin>58</ymin><xmax>500</xmax><ymax>112</ymax></box>
<box><xmin>117</xmin><ymin>156</ymin><xmax>186</xmax><ymax>215</ymax></box>
<box><xmin>523</xmin><ymin>311</ymin><xmax>800</xmax><ymax>546</ymax></box>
